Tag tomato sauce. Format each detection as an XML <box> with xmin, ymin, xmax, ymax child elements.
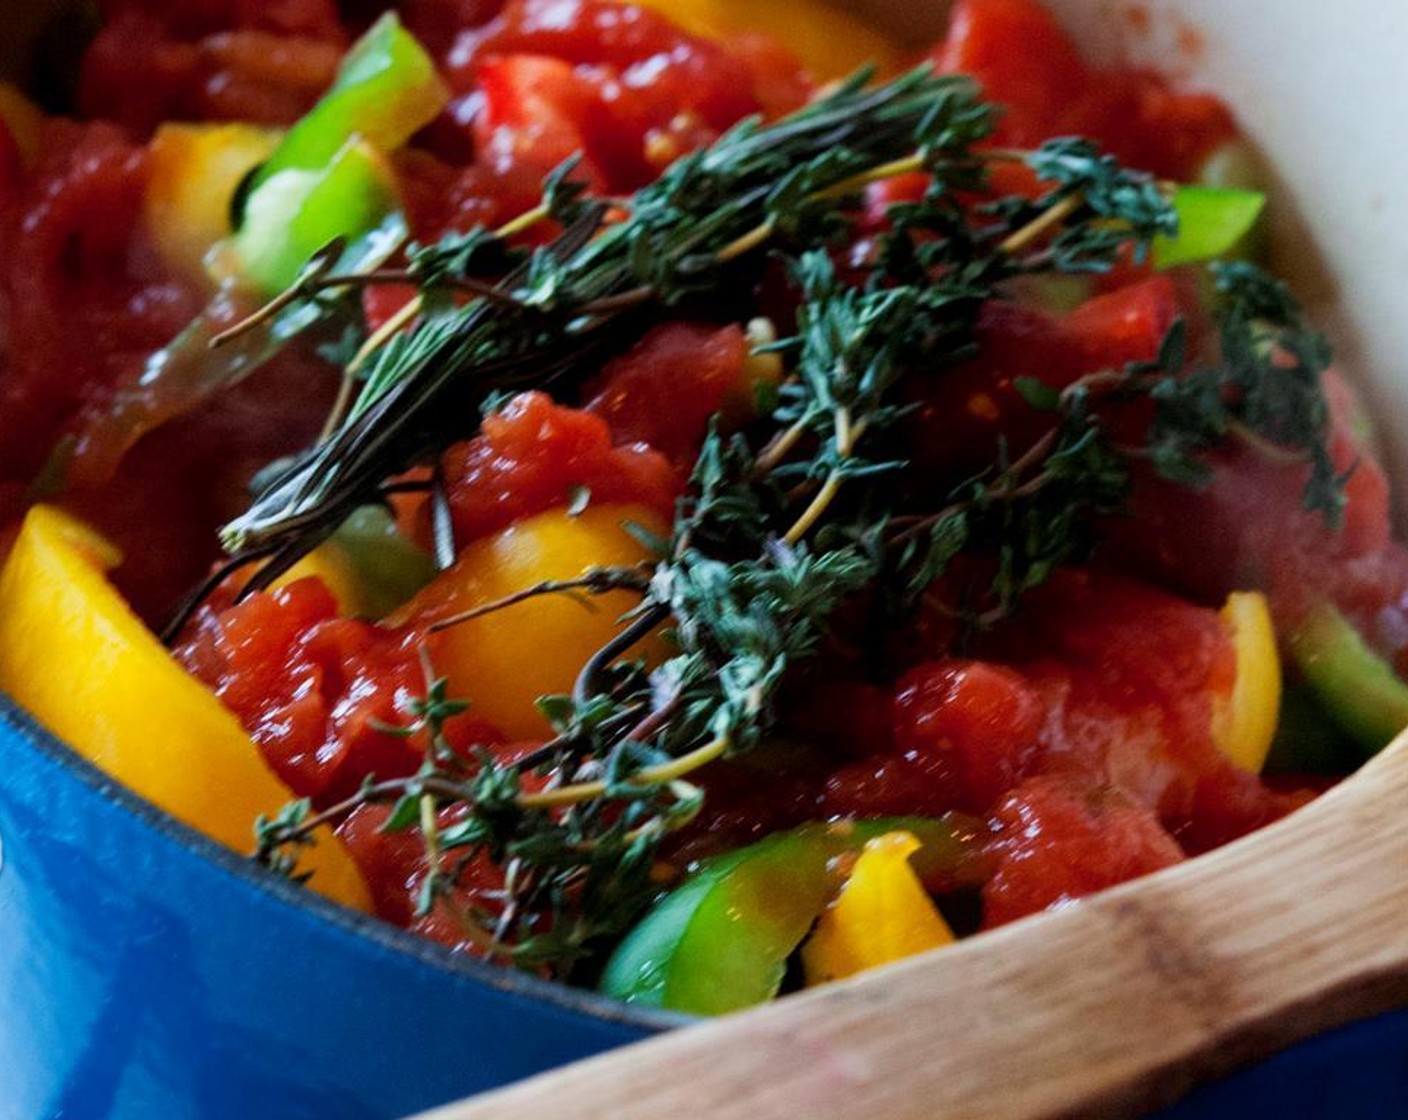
<box><xmin>933</xmin><ymin>0</ymin><xmax>1234</xmax><ymax>186</ymax></box>
<box><xmin>80</xmin><ymin>0</ymin><xmax>346</xmax><ymax>136</ymax></box>
<box><xmin>1</xmin><ymin>0</ymin><xmax>1397</xmax><ymax>962</ymax></box>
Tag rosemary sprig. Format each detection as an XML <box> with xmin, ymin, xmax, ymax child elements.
<box><xmin>219</xmin><ymin>67</ymin><xmax>999</xmax><ymax>571</ymax></box>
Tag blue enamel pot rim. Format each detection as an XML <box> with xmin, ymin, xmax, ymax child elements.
<box><xmin>0</xmin><ymin>689</ymin><xmax>686</xmax><ymax>1036</ymax></box>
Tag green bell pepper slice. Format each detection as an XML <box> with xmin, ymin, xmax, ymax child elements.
<box><xmin>332</xmin><ymin>505</ymin><xmax>438</xmax><ymax>618</ymax></box>
<box><xmin>234</xmin><ymin>12</ymin><xmax>448</xmax><ymax>294</ymax></box>
<box><xmin>1154</xmin><ymin>185</ymin><xmax>1267</xmax><ymax>271</ymax></box>
<box><xmin>252</xmin><ymin>12</ymin><xmax>449</xmax><ymax>185</ymax></box>
<box><xmin>1263</xmin><ymin>682</ymin><xmax>1361</xmax><ymax>777</ymax></box>
<box><xmin>236</xmin><ymin>137</ymin><xmax>402</xmax><ymax>295</ymax></box>
<box><xmin>599</xmin><ymin>815</ymin><xmax>980</xmax><ymax>1016</ymax></box>
<box><xmin>1287</xmin><ymin>601</ymin><xmax>1408</xmax><ymax>756</ymax></box>
<box><xmin>1154</xmin><ymin>185</ymin><xmax>1266</xmax><ymax>270</ymax></box>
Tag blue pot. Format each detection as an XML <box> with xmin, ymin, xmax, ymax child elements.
<box><xmin>0</xmin><ymin>698</ymin><xmax>674</xmax><ymax>1119</ymax></box>
<box><xmin>4</xmin><ymin>695</ymin><xmax>1408</xmax><ymax>1119</ymax></box>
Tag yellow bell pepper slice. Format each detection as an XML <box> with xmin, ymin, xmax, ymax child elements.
<box><xmin>393</xmin><ymin>503</ymin><xmax>666</xmax><ymax>740</ymax></box>
<box><xmin>619</xmin><ymin>0</ymin><xmax>904</xmax><ymax>82</ymax></box>
<box><xmin>1211</xmin><ymin>590</ymin><xmax>1282</xmax><ymax>773</ymax></box>
<box><xmin>0</xmin><ymin>505</ymin><xmax>370</xmax><ymax>912</ymax></box>
<box><xmin>271</xmin><ymin>506</ymin><xmax>438</xmax><ymax>620</ymax></box>
<box><xmin>0</xmin><ymin>82</ymin><xmax>43</xmax><ymax>165</ymax></box>
<box><xmin>801</xmin><ymin>830</ymin><xmax>955</xmax><ymax>985</ymax></box>
<box><xmin>274</xmin><ymin>544</ymin><xmax>366</xmax><ymax>618</ymax></box>
<box><xmin>145</xmin><ymin>123</ymin><xmax>283</xmax><ymax>284</ymax></box>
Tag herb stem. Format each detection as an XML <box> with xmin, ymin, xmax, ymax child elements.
<box><xmin>580</xmin><ymin>285</ymin><xmax>656</xmax><ymax>316</ymax></box>
<box><xmin>429</xmin><ymin>462</ymin><xmax>456</xmax><ymax>570</ymax></box>
<box><xmin>982</xmin><ymin>147</ymin><xmax>1034</xmax><ymax>164</ymax></box>
<box><xmin>999</xmin><ymin>192</ymin><xmax>1084</xmax><ymax>255</ymax></box>
<box><xmin>784</xmin><ymin>471</ymin><xmax>843</xmax><ymax>545</ymax></box>
<box><xmin>811</xmin><ymin>153</ymin><xmax>928</xmax><ymax>201</ymax></box>
<box><xmin>255</xmin><ymin>776</ymin><xmax>448</xmax><ymax>856</ymax></box>
<box><xmin>515</xmin><ymin>735</ymin><xmax>728</xmax><ymax>810</ymax></box>
<box><xmin>494</xmin><ymin>203</ymin><xmax>551</xmax><ymax>240</ymax></box>
<box><xmin>160</xmin><ymin>544</ymin><xmax>281</xmax><ymax>645</ymax></box>
<box><xmin>427</xmin><ymin>566</ymin><xmax>654</xmax><ymax>632</ymax></box>
<box><xmin>347</xmin><ymin>294</ymin><xmax>424</xmax><ymax>376</ymax></box>
<box><xmin>570</xmin><ymin>780</ymin><xmax>703</xmax><ymax>851</ymax></box>
<box><xmin>782</xmin><ymin>408</ymin><xmax>865</xmax><ymax>545</ymax></box>
<box><xmin>716</xmin><ymin>219</ymin><xmax>777</xmax><ymax>264</ymax></box>
<box><xmin>319</xmin><ymin>371</ymin><xmax>359</xmax><ymax>445</ymax></box>
<box><xmin>572</xmin><ymin>604</ymin><xmax>670</xmax><ymax>707</ymax></box>
<box><xmin>419</xmin><ymin>792</ymin><xmax>441</xmax><ymax>866</ymax></box>
<box><xmin>208</xmin><ymin>239</ymin><xmax>347</xmax><ymax>350</ymax></box>
<box><xmin>491</xmin><ymin>859</ymin><xmax>524</xmax><ymax>950</ymax></box>
<box><xmin>209</xmin><ymin>287</ymin><xmax>300</xmax><ymax>350</ymax></box>
<box><xmin>754</xmin><ymin>413</ymin><xmax>809</xmax><ymax>476</ymax></box>
<box><xmin>312</xmin><ymin>270</ymin><xmax>522</xmax><ymax>307</ymax></box>
<box><xmin>624</xmin><ymin>693</ymin><xmax>681</xmax><ymax>744</ymax></box>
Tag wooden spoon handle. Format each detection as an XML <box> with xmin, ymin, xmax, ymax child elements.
<box><xmin>417</xmin><ymin>735</ymin><xmax>1408</xmax><ymax>1120</ymax></box>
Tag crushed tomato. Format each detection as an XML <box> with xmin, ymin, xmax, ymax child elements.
<box><xmin>0</xmin><ymin>0</ymin><xmax>1398</xmax><ymax>973</ymax></box>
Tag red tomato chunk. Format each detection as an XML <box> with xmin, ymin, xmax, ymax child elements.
<box><xmin>179</xmin><ymin>578</ymin><xmax>504</xmax><ymax>806</ymax></box>
<box><xmin>438</xmin><ymin>391</ymin><xmax>677</xmax><ymax>544</ymax></box>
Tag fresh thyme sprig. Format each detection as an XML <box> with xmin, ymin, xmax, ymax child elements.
<box><xmin>254</xmin><ymin>657</ymin><xmax>710</xmax><ymax>971</ymax></box>
<box><xmin>1116</xmin><ymin>262</ymin><xmax>1341</xmax><ymax>521</ymax></box>
<box><xmin>1210</xmin><ymin>260</ymin><xmax>1344</xmax><ymax>522</ymax></box>
<box><xmin>230</xmin><ymin>64</ymin><xmax>1343</xmax><ymax>978</ymax></box>
<box><xmin>889</xmin><ymin>267</ymin><xmax>1342</xmax><ymax>628</ymax></box>
<box><xmin>252</xmin><ymin>267</ymin><xmax>1340</xmax><ymax>974</ymax></box>
<box><xmin>214</xmin><ymin>82</ymin><xmax>1183</xmax><ymax>595</ymax></box>
<box><xmin>890</xmin><ymin>397</ymin><xmax>1132</xmax><ymax>628</ymax></box>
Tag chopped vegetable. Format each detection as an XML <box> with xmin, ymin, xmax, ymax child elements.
<box><xmin>1154</xmin><ymin>185</ymin><xmax>1266</xmax><ymax>269</ymax></box>
<box><xmin>335</xmin><ymin>506</ymin><xmax>440</xmax><ymax>618</ymax></box>
<box><xmin>722</xmin><ymin>317</ymin><xmax>786</xmax><ymax>427</ymax></box>
<box><xmin>249</xmin><ymin>12</ymin><xmax>448</xmax><ymax>187</ymax></box>
<box><xmin>600</xmin><ymin>818</ymin><xmax>976</xmax><ymax>1015</ymax></box>
<box><xmin>619</xmin><ymin>0</ymin><xmax>904</xmax><ymax>81</ymax></box>
<box><xmin>1211</xmin><ymin>591</ymin><xmax>1281</xmax><ymax>773</ymax></box>
<box><xmin>1264</xmin><ymin>684</ymin><xmax>1361</xmax><ymax>777</ymax></box>
<box><xmin>274</xmin><ymin>505</ymin><xmax>438</xmax><ymax>618</ymax></box>
<box><xmin>273</xmin><ymin>539</ymin><xmax>367</xmax><ymax>617</ymax></box>
<box><xmin>391</xmin><ymin>502</ymin><xmax>666</xmax><ymax>739</ymax></box>
<box><xmin>1196</xmin><ymin>140</ymin><xmax>1270</xmax><ymax>194</ymax></box>
<box><xmin>0</xmin><ymin>506</ymin><xmax>371</xmax><ymax>911</ymax></box>
<box><xmin>145</xmin><ymin>122</ymin><xmax>282</xmax><ymax>282</ymax></box>
<box><xmin>235</xmin><ymin>137</ymin><xmax>402</xmax><ymax>294</ymax></box>
<box><xmin>232</xmin><ymin>12</ymin><xmax>448</xmax><ymax>293</ymax></box>
<box><xmin>0</xmin><ymin>82</ymin><xmax>43</xmax><ymax>165</ymax></box>
<box><xmin>1287</xmin><ymin>602</ymin><xmax>1408</xmax><ymax>755</ymax></box>
<box><xmin>801</xmin><ymin>831</ymin><xmax>955</xmax><ymax>985</ymax></box>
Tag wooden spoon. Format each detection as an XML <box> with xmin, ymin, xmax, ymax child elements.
<box><xmin>413</xmin><ymin>731</ymin><xmax>1408</xmax><ymax>1119</ymax></box>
